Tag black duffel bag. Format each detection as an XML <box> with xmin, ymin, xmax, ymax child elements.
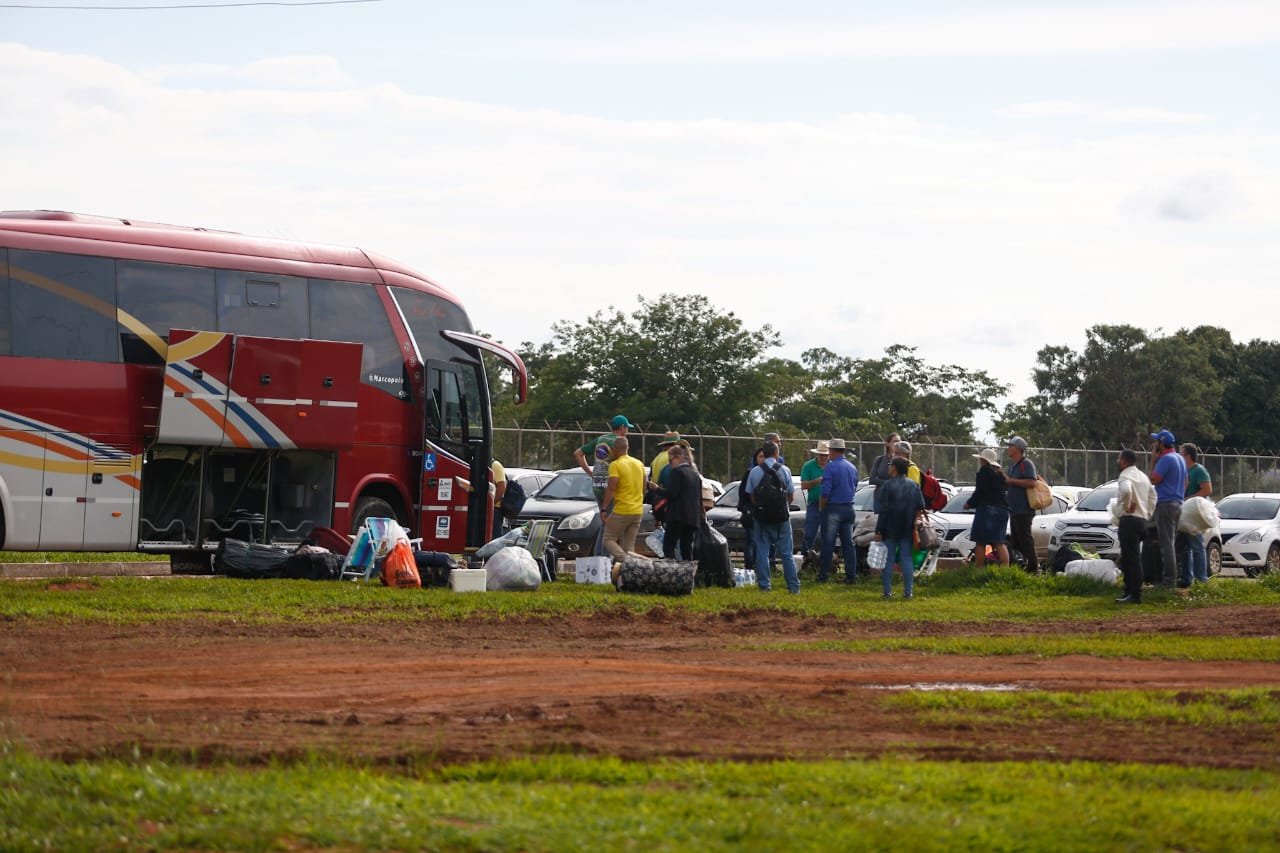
<box><xmin>215</xmin><ymin>538</ymin><xmax>293</xmax><ymax>578</ymax></box>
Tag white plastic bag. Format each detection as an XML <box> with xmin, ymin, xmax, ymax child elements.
<box><xmin>1064</xmin><ymin>558</ymin><xmax>1120</xmax><ymax>584</ymax></box>
<box><xmin>867</xmin><ymin>540</ymin><xmax>888</xmax><ymax>570</ymax></box>
<box><xmin>476</xmin><ymin>528</ymin><xmax>523</xmax><ymax>560</ymax></box>
<box><xmin>1179</xmin><ymin>497</ymin><xmax>1219</xmax><ymax>534</ymax></box>
<box><xmin>1107</xmin><ymin>497</ymin><xmax>1123</xmax><ymax>526</ymax></box>
<box><xmin>644</xmin><ymin>528</ymin><xmax>664</xmax><ymax>555</ymax></box>
<box><xmin>484</xmin><ymin>546</ymin><xmax>541</xmax><ymax>591</ymax></box>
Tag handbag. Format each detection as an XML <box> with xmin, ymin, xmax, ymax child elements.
<box><xmin>913</xmin><ymin>512</ymin><xmax>940</xmax><ymax>550</ymax></box>
<box><xmin>1027</xmin><ymin>476</ymin><xmax>1053</xmax><ymax>511</ymax></box>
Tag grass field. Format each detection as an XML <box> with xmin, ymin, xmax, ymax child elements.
<box><xmin>3</xmin><ymin>751</ymin><xmax>1279</xmax><ymax>852</ymax></box>
<box><xmin>3</xmin><ymin>564</ymin><xmax>1279</xmax><ymax>851</ymax></box>
<box><xmin>3</xmin><ymin>565</ymin><xmax>1278</xmax><ymax>625</ymax></box>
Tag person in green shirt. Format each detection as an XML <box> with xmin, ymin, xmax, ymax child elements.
<box><xmin>799</xmin><ymin>440</ymin><xmax>829</xmax><ymax>566</ymax></box>
<box><xmin>574</xmin><ymin>414</ymin><xmax>635</xmax><ymax>504</ymax></box>
<box><xmin>1178</xmin><ymin>443</ymin><xmax>1214</xmax><ymax>585</ymax></box>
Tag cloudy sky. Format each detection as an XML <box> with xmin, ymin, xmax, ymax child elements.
<box><xmin>4</xmin><ymin>0</ymin><xmax>1278</xmax><ymax>419</ymax></box>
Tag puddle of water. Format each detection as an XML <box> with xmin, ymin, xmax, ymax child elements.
<box><xmin>864</xmin><ymin>682</ymin><xmax>1023</xmax><ymax>692</ymax></box>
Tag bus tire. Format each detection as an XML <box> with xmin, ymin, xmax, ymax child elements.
<box><xmin>351</xmin><ymin>496</ymin><xmax>398</xmax><ymax>535</ymax></box>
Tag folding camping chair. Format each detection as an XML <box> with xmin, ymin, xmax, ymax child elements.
<box><xmin>339</xmin><ymin>517</ymin><xmax>420</xmax><ymax>582</ymax></box>
<box><xmin>521</xmin><ymin>519</ymin><xmax>558</xmax><ymax>582</ymax></box>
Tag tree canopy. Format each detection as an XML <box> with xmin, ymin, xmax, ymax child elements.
<box><xmin>996</xmin><ymin>325</ymin><xmax>1280</xmax><ymax>451</ymax></box>
<box><xmin>490</xmin><ymin>293</ymin><xmax>1010</xmax><ymax>443</ymax></box>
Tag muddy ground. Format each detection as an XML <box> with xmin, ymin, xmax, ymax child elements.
<box><xmin>3</xmin><ymin>603</ymin><xmax>1279</xmax><ymax>769</ymax></box>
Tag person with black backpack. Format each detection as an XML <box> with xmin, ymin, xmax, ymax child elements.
<box><xmin>743</xmin><ymin>441</ymin><xmax>799</xmax><ymax>593</ymax></box>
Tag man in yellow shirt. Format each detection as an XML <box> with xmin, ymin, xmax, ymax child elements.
<box><xmin>649</xmin><ymin>431</ymin><xmax>681</xmax><ymax>487</ymax></box>
<box><xmin>601</xmin><ymin>436</ymin><xmax>646</xmax><ymax>561</ymax></box>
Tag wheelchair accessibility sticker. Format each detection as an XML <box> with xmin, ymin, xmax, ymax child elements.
<box><xmin>424</xmin><ymin>452</ymin><xmax>437</xmax><ymax>472</ymax></box>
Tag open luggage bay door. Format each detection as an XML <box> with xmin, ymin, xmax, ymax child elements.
<box><xmin>158</xmin><ymin>330</ymin><xmax>361</xmax><ymax>450</ymax></box>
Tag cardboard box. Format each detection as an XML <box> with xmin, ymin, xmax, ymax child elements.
<box><xmin>574</xmin><ymin>556</ymin><xmax>613</xmax><ymax>585</ymax></box>
<box><xmin>449</xmin><ymin>567</ymin><xmax>487</xmax><ymax>592</ymax></box>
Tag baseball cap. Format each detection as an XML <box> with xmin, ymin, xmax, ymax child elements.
<box><xmin>610</xmin><ymin>415</ymin><xmax>636</xmax><ymax>429</ymax></box>
<box><xmin>1005</xmin><ymin>436</ymin><xmax>1029</xmax><ymax>451</ymax></box>
<box><xmin>1149</xmin><ymin>428</ymin><xmax>1176</xmax><ymax>446</ymax></box>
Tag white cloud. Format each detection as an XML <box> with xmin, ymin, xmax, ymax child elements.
<box><xmin>2</xmin><ymin>42</ymin><xmax>1278</xmax><ymax>408</ymax></box>
<box><xmin>1001</xmin><ymin>101</ymin><xmax>1214</xmax><ymax>124</ymax></box>
<box><xmin>147</xmin><ymin>55</ymin><xmax>353</xmax><ymax>89</ymax></box>
<box><xmin>439</xmin><ymin>1</ymin><xmax>1280</xmax><ymax>62</ymax></box>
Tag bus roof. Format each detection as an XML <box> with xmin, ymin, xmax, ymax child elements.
<box><xmin>0</xmin><ymin>209</ymin><xmax>462</xmax><ymax>305</ymax></box>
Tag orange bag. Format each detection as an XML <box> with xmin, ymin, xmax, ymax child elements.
<box><xmin>382</xmin><ymin>540</ymin><xmax>421</xmax><ymax>589</ymax></box>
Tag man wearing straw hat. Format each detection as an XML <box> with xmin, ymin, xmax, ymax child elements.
<box><xmin>819</xmin><ymin>438</ymin><xmax>860</xmax><ymax>583</ymax></box>
<box><xmin>799</xmin><ymin>439</ymin><xmax>830</xmax><ymax>572</ymax></box>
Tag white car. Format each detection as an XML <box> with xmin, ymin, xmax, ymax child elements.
<box><xmin>1217</xmin><ymin>493</ymin><xmax>1280</xmax><ymax>577</ymax></box>
<box><xmin>1046</xmin><ymin>480</ymin><xmax>1222</xmax><ymax>575</ymax></box>
<box><xmin>932</xmin><ymin>487</ymin><xmax>977</xmax><ymax>558</ymax></box>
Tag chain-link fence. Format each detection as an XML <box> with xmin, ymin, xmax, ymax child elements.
<box><xmin>493</xmin><ymin>422</ymin><xmax>1280</xmax><ymax>496</ymax></box>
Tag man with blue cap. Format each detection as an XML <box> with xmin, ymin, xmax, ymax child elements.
<box><xmin>1148</xmin><ymin>428</ymin><xmax>1187</xmax><ymax>589</ymax></box>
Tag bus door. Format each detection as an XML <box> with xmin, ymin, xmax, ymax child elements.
<box><xmin>418</xmin><ymin>361</ymin><xmax>474</xmax><ymax>553</ymax></box>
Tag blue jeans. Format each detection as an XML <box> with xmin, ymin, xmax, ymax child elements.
<box><xmin>1180</xmin><ymin>531</ymin><xmax>1208</xmax><ymax>584</ymax></box>
<box><xmin>821</xmin><ymin>503</ymin><xmax>858</xmax><ymax>582</ymax></box>
<box><xmin>802</xmin><ymin>502</ymin><xmax>826</xmax><ymax>552</ymax></box>
<box><xmin>754</xmin><ymin>521</ymin><xmax>799</xmax><ymax>593</ymax></box>
<box><xmin>882</xmin><ymin>536</ymin><xmax>915</xmax><ymax>597</ymax></box>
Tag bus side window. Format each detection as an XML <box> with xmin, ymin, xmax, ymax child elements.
<box><xmin>0</xmin><ymin>249</ymin><xmax>10</xmax><ymax>356</ymax></box>
<box><xmin>216</xmin><ymin>270</ymin><xmax>308</xmax><ymax>339</ymax></box>
<box><xmin>9</xmin><ymin>250</ymin><xmax>117</xmax><ymax>362</ymax></box>
<box><xmin>116</xmin><ymin>260</ymin><xmax>216</xmax><ymax>365</ymax></box>
<box><xmin>308</xmin><ymin>279</ymin><xmax>404</xmax><ymax>397</ymax></box>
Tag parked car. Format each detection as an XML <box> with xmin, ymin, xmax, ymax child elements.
<box><xmin>1045</xmin><ymin>480</ymin><xmax>1222</xmax><ymax>575</ymax></box>
<box><xmin>1217</xmin><ymin>493</ymin><xmax>1280</xmax><ymax>577</ymax></box>
<box><xmin>849</xmin><ymin>482</ymin><xmax>946</xmax><ymax>567</ymax></box>
<box><xmin>515</xmin><ymin>466</ymin><xmax>717</xmax><ymax>558</ymax></box>
<box><xmin>513</xmin><ymin>468</ymin><xmax>602</xmax><ymax>557</ymax></box>
<box><xmin>932</xmin><ymin>488</ymin><xmax>977</xmax><ymax>558</ymax></box>
<box><xmin>503</xmin><ymin>467</ymin><xmax>556</xmax><ymax>497</ymax></box>
<box><xmin>705</xmin><ymin>480</ymin><xmax>806</xmax><ymax>554</ymax></box>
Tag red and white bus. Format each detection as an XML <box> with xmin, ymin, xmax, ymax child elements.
<box><xmin>0</xmin><ymin>210</ymin><xmax>526</xmax><ymax>562</ymax></box>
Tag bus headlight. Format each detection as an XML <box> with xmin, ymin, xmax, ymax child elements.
<box><xmin>558</xmin><ymin>510</ymin><xmax>596</xmax><ymax>531</ymax></box>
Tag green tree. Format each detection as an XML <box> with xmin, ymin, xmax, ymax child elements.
<box><xmin>512</xmin><ymin>294</ymin><xmax>782</xmax><ymax>430</ymax></box>
<box><xmin>1219</xmin><ymin>339</ymin><xmax>1280</xmax><ymax>451</ymax></box>
<box><xmin>996</xmin><ymin>324</ymin><xmax>1231</xmax><ymax>449</ymax></box>
<box><xmin>770</xmin><ymin>345</ymin><xmax>1008</xmax><ymax>443</ymax></box>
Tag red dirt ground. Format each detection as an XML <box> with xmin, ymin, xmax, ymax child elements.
<box><xmin>3</xmin><ymin>606</ymin><xmax>1279</xmax><ymax>768</ymax></box>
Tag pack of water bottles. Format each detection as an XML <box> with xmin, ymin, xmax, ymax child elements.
<box><xmin>732</xmin><ymin>567</ymin><xmax>758</xmax><ymax>588</ymax></box>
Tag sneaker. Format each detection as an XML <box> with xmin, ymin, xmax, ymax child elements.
<box><xmin>882</xmin><ymin>593</ymin><xmax>892</xmax><ymax>599</ymax></box>
<box><xmin>1115</xmin><ymin>595</ymin><xmax>1141</xmax><ymax>604</ymax></box>
<box><xmin>904</xmin><ymin>594</ymin><xmax>914</xmax><ymax>599</ymax></box>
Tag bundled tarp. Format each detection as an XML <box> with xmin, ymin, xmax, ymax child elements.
<box><xmin>215</xmin><ymin>540</ymin><xmax>343</xmax><ymax>580</ymax></box>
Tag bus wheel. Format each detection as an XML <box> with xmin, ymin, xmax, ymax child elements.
<box><xmin>351</xmin><ymin>496</ymin><xmax>398</xmax><ymax>535</ymax></box>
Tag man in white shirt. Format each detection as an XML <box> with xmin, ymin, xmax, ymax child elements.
<box><xmin>1116</xmin><ymin>449</ymin><xmax>1156</xmax><ymax>604</ymax></box>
